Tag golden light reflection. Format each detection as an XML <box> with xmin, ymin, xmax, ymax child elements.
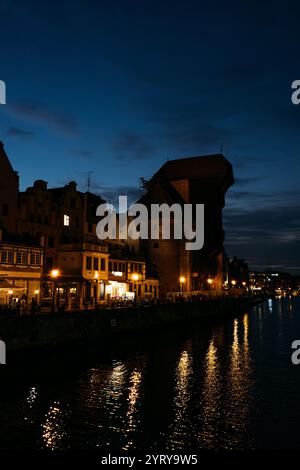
<box><xmin>199</xmin><ymin>339</ymin><xmax>221</xmax><ymax>448</ymax></box>
<box><xmin>41</xmin><ymin>401</ymin><xmax>68</xmax><ymax>450</ymax></box>
<box><xmin>105</xmin><ymin>361</ymin><xmax>127</xmax><ymax>436</ymax></box>
<box><xmin>167</xmin><ymin>348</ymin><xmax>193</xmax><ymax>450</ymax></box>
<box><xmin>122</xmin><ymin>369</ymin><xmax>142</xmax><ymax>451</ymax></box>
<box><xmin>224</xmin><ymin>317</ymin><xmax>254</xmax><ymax>449</ymax></box>
<box><xmin>243</xmin><ymin>313</ymin><xmax>249</xmax><ymax>354</ymax></box>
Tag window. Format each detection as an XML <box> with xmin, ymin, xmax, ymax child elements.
<box><xmin>70</xmin><ymin>198</ymin><xmax>76</xmax><ymax>209</ymax></box>
<box><xmin>2</xmin><ymin>204</ymin><xmax>8</xmax><ymax>216</ymax></box>
<box><xmin>109</xmin><ymin>262</ymin><xmax>112</xmax><ymax>272</ymax></box>
<box><xmin>30</xmin><ymin>253</ymin><xmax>41</xmax><ymax>266</ymax></box>
<box><xmin>44</xmin><ymin>215</ymin><xmax>49</xmax><ymax>224</ymax></box>
<box><xmin>1</xmin><ymin>250</ymin><xmax>13</xmax><ymax>264</ymax></box>
<box><xmin>64</xmin><ymin>214</ymin><xmax>70</xmax><ymax>226</ymax></box>
<box><xmin>17</xmin><ymin>252</ymin><xmax>27</xmax><ymax>264</ymax></box>
<box><xmin>100</xmin><ymin>258</ymin><xmax>105</xmax><ymax>271</ymax></box>
<box><xmin>48</xmin><ymin>236</ymin><xmax>55</xmax><ymax>248</ymax></box>
<box><xmin>93</xmin><ymin>258</ymin><xmax>99</xmax><ymax>270</ymax></box>
<box><xmin>88</xmin><ymin>223</ymin><xmax>93</xmax><ymax>233</ymax></box>
<box><xmin>86</xmin><ymin>256</ymin><xmax>92</xmax><ymax>270</ymax></box>
<box><xmin>145</xmin><ymin>284</ymin><xmax>148</xmax><ymax>292</ymax></box>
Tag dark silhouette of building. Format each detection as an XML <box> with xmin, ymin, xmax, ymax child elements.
<box><xmin>139</xmin><ymin>154</ymin><xmax>234</xmax><ymax>296</ymax></box>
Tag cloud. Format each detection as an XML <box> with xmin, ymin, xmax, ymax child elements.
<box><xmin>234</xmin><ymin>176</ymin><xmax>264</xmax><ymax>185</ymax></box>
<box><xmin>102</xmin><ymin>186</ymin><xmax>143</xmax><ymax>206</ymax></box>
<box><xmin>111</xmin><ymin>131</ymin><xmax>155</xmax><ymax>161</ymax></box>
<box><xmin>6</xmin><ymin>101</ymin><xmax>77</xmax><ymax>136</ymax></box>
<box><xmin>6</xmin><ymin>127</ymin><xmax>34</xmax><ymax>139</ymax></box>
<box><xmin>73</xmin><ymin>150</ymin><xmax>95</xmax><ymax>159</ymax></box>
<box><xmin>224</xmin><ymin>201</ymin><xmax>300</xmax><ymax>272</ymax></box>
<box><xmin>87</xmin><ymin>180</ymin><xmax>143</xmax><ymax>206</ymax></box>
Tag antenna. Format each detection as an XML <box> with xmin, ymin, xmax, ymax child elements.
<box><xmin>87</xmin><ymin>171</ymin><xmax>94</xmax><ymax>191</ymax></box>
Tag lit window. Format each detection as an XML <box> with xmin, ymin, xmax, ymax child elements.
<box><xmin>64</xmin><ymin>214</ymin><xmax>70</xmax><ymax>226</ymax></box>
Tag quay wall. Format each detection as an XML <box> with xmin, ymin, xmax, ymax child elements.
<box><xmin>0</xmin><ymin>298</ymin><xmax>261</xmax><ymax>353</ymax></box>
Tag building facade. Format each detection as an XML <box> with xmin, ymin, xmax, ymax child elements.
<box><xmin>139</xmin><ymin>154</ymin><xmax>234</xmax><ymax>296</ymax></box>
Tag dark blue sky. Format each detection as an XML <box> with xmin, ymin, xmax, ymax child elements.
<box><xmin>1</xmin><ymin>0</ymin><xmax>300</xmax><ymax>272</ymax></box>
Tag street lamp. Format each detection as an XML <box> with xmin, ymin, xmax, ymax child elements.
<box><xmin>131</xmin><ymin>273</ymin><xmax>140</xmax><ymax>302</ymax></box>
<box><xmin>207</xmin><ymin>278</ymin><xmax>213</xmax><ymax>298</ymax></box>
<box><xmin>50</xmin><ymin>269</ymin><xmax>60</xmax><ymax>312</ymax></box>
<box><xmin>231</xmin><ymin>280</ymin><xmax>236</xmax><ymax>286</ymax></box>
<box><xmin>179</xmin><ymin>276</ymin><xmax>186</xmax><ymax>295</ymax></box>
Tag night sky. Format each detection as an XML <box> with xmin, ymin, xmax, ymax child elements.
<box><xmin>1</xmin><ymin>0</ymin><xmax>300</xmax><ymax>273</ymax></box>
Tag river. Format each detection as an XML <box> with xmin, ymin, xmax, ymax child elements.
<box><xmin>0</xmin><ymin>298</ymin><xmax>300</xmax><ymax>451</ymax></box>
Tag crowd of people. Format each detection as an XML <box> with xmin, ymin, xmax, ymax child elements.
<box><xmin>4</xmin><ymin>295</ymin><xmax>39</xmax><ymax>315</ymax></box>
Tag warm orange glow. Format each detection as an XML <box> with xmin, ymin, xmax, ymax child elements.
<box><xmin>34</xmin><ymin>289</ymin><xmax>39</xmax><ymax>295</ymax></box>
<box><xmin>179</xmin><ymin>276</ymin><xmax>186</xmax><ymax>284</ymax></box>
<box><xmin>8</xmin><ymin>289</ymin><xmax>13</xmax><ymax>295</ymax></box>
<box><xmin>207</xmin><ymin>278</ymin><xmax>213</xmax><ymax>285</ymax></box>
<box><xmin>50</xmin><ymin>269</ymin><xmax>60</xmax><ymax>279</ymax></box>
<box><xmin>242</xmin><ymin>281</ymin><xmax>246</xmax><ymax>286</ymax></box>
<box><xmin>131</xmin><ymin>273</ymin><xmax>139</xmax><ymax>281</ymax></box>
<box><xmin>231</xmin><ymin>280</ymin><xmax>236</xmax><ymax>286</ymax></box>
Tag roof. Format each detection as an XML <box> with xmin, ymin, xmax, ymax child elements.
<box><xmin>150</xmin><ymin>154</ymin><xmax>233</xmax><ymax>183</ymax></box>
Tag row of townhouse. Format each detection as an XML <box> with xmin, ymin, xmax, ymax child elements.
<box><xmin>1</xmin><ymin>139</ymin><xmax>235</xmax><ymax>306</ymax></box>
<box><xmin>0</xmin><ymin>141</ymin><xmax>158</xmax><ymax>310</ymax></box>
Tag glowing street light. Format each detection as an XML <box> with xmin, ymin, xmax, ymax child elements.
<box><xmin>207</xmin><ymin>278</ymin><xmax>213</xmax><ymax>285</ymax></box>
<box><xmin>50</xmin><ymin>269</ymin><xmax>60</xmax><ymax>312</ymax></box>
<box><xmin>231</xmin><ymin>280</ymin><xmax>236</xmax><ymax>286</ymax></box>
<box><xmin>179</xmin><ymin>276</ymin><xmax>186</xmax><ymax>295</ymax></box>
<box><xmin>50</xmin><ymin>269</ymin><xmax>59</xmax><ymax>279</ymax></box>
<box><xmin>131</xmin><ymin>273</ymin><xmax>139</xmax><ymax>281</ymax></box>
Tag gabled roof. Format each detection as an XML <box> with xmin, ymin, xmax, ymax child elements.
<box><xmin>0</xmin><ymin>141</ymin><xmax>17</xmax><ymax>175</ymax></box>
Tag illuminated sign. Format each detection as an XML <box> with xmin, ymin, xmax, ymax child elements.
<box><xmin>112</xmin><ymin>271</ymin><xmax>123</xmax><ymax>277</ymax></box>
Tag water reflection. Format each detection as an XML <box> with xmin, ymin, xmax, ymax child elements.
<box><xmin>26</xmin><ymin>386</ymin><xmax>38</xmax><ymax>408</ymax></box>
<box><xmin>74</xmin><ymin>357</ymin><xmax>145</xmax><ymax>450</ymax></box>
<box><xmin>224</xmin><ymin>314</ymin><xmax>254</xmax><ymax>449</ymax></box>
<box><xmin>2</xmin><ymin>299</ymin><xmax>300</xmax><ymax>450</ymax></box>
<box><xmin>199</xmin><ymin>338</ymin><xmax>221</xmax><ymax>448</ymax></box>
<box><xmin>41</xmin><ymin>401</ymin><xmax>68</xmax><ymax>450</ymax></box>
<box><xmin>167</xmin><ymin>346</ymin><xmax>193</xmax><ymax>449</ymax></box>
<box><xmin>123</xmin><ymin>369</ymin><xmax>142</xmax><ymax>450</ymax></box>
<box><xmin>268</xmin><ymin>299</ymin><xmax>273</xmax><ymax>312</ymax></box>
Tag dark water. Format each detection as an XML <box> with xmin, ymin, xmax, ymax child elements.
<box><xmin>1</xmin><ymin>298</ymin><xmax>300</xmax><ymax>451</ymax></box>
